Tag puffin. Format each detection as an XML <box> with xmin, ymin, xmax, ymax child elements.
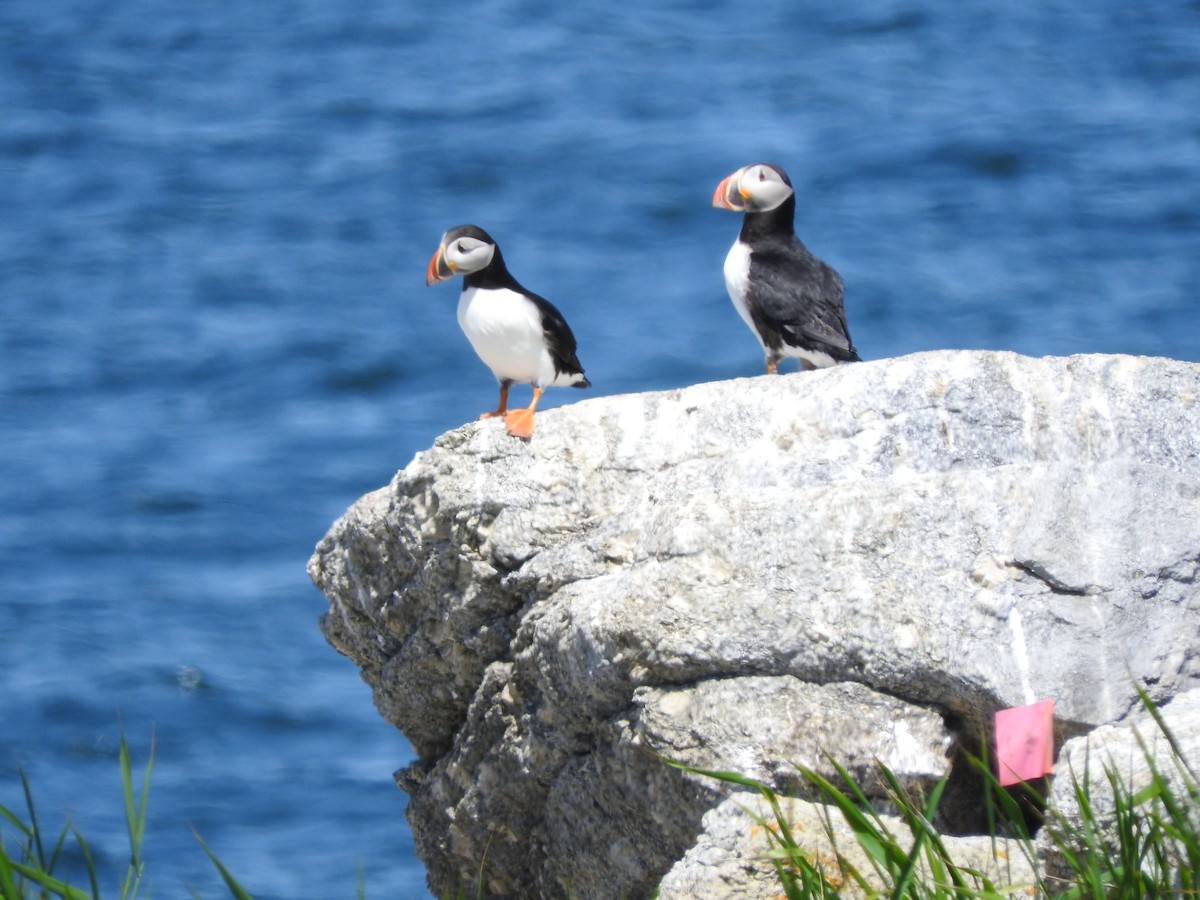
<box><xmin>425</xmin><ymin>224</ymin><xmax>590</xmax><ymax>439</ymax></box>
<box><xmin>712</xmin><ymin>162</ymin><xmax>860</xmax><ymax>373</ymax></box>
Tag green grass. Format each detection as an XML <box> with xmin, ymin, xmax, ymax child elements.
<box><xmin>1040</xmin><ymin>683</ymin><xmax>1200</xmax><ymax>898</ymax></box>
<box><xmin>0</xmin><ymin>732</ymin><xmax>254</xmax><ymax>900</ymax></box>
<box><xmin>665</xmin><ymin>757</ymin><xmax>1029</xmax><ymax>898</ymax></box>
<box><xmin>670</xmin><ymin>685</ymin><xmax>1200</xmax><ymax>898</ymax></box>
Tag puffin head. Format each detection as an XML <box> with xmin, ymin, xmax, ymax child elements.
<box><xmin>426</xmin><ymin>224</ymin><xmax>498</xmax><ymax>286</ymax></box>
<box><xmin>712</xmin><ymin>163</ymin><xmax>794</xmax><ymax>213</ymax></box>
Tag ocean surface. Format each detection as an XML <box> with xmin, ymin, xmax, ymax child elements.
<box><xmin>1</xmin><ymin>0</ymin><xmax>1198</xmax><ymax>896</ymax></box>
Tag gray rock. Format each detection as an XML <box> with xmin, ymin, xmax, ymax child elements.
<box><xmin>631</xmin><ymin>677</ymin><xmax>949</xmax><ymax>796</ymax></box>
<box><xmin>308</xmin><ymin>350</ymin><xmax>1200</xmax><ymax>898</ymax></box>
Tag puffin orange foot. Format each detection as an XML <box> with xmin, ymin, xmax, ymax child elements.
<box><xmin>479</xmin><ymin>409</ymin><xmax>505</xmax><ymax>420</ymax></box>
<box><xmin>503</xmin><ymin>408</ymin><xmax>535</xmax><ymax>440</ymax></box>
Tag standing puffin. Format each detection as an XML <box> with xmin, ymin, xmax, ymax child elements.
<box><xmin>425</xmin><ymin>224</ymin><xmax>590</xmax><ymax>439</ymax></box>
<box><xmin>712</xmin><ymin>163</ymin><xmax>860</xmax><ymax>373</ymax></box>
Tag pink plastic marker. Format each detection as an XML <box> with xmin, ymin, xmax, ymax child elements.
<box><xmin>994</xmin><ymin>699</ymin><xmax>1055</xmax><ymax>786</ymax></box>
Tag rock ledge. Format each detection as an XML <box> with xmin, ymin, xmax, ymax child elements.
<box><xmin>309</xmin><ymin>351</ymin><xmax>1200</xmax><ymax>897</ymax></box>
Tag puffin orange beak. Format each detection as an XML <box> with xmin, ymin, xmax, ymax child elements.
<box><xmin>425</xmin><ymin>242</ymin><xmax>455</xmax><ymax>286</ymax></box>
<box><xmin>712</xmin><ymin>168</ymin><xmax>747</xmax><ymax>211</ymax></box>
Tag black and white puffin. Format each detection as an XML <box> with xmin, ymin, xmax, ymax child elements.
<box><xmin>712</xmin><ymin>162</ymin><xmax>860</xmax><ymax>373</ymax></box>
<box><xmin>425</xmin><ymin>224</ymin><xmax>590</xmax><ymax>440</ymax></box>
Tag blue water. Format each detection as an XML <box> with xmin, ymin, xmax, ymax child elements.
<box><xmin>1</xmin><ymin>1</ymin><xmax>1197</xmax><ymax>896</ymax></box>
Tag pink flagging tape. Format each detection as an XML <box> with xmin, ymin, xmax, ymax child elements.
<box><xmin>995</xmin><ymin>699</ymin><xmax>1055</xmax><ymax>787</ymax></box>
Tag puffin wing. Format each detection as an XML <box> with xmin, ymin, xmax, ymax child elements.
<box><xmin>749</xmin><ymin>244</ymin><xmax>857</xmax><ymax>358</ymax></box>
<box><xmin>525</xmin><ymin>290</ymin><xmax>587</xmax><ymax>378</ymax></box>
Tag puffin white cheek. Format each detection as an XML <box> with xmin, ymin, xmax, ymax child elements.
<box><xmin>470</xmin><ymin>244</ymin><xmax>495</xmax><ymax>272</ymax></box>
<box><xmin>747</xmin><ymin>177</ymin><xmax>792</xmax><ymax>212</ymax></box>
<box><xmin>448</xmin><ymin>241</ymin><xmax>495</xmax><ymax>273</ymax></box>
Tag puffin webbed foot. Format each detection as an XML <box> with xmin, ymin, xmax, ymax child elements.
<box><xmin>502</xmin><ymin>386</ymin><xmax>542</xmax><ymax>440</ymax></box>
<box><xmin>503</xmin><ymin>408</ymin><xmax>535</xmax><ymax>440</ymax></box>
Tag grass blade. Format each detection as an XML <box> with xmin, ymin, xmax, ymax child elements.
<box><xmin>46</xmin><ymin>819</ymin><xmax>71</xmax><ymax>881</ymax></box>
<box><xmin>118</xmin><ymin>729</ymin><xmax>155</xmax><ymax>900</ymax></box>
<box><xmin>659</xmin><ymin>757</ymin><xmax>773</xmax><ymax>792</ymax></box>
<box><xmin>3</xmin><ymin>857</ymin><xmax>95</xmax><ymax>900</ymax></box>
<box><xmin>0</xmin><ymin>836</ymin><xmax>23</xmax><ymax>900</ymax></box>
<box><xmin>119</xmin><ymin>731</ymin><xmax>152</xmax><ymax>874</ymax></box>
<box><xmin>883</xmin><ymin>770</ymin><xmax>940</xmax><ymax>897</ymax></box>
<box><xmin>193</xmin><ymin>830</ymin><xmax>256</xmax><ymax>900</ymax></box>
<box><xmin>0</xmin><ymin>804</ymin><xmax>33</xmax><ymax>841</ymax></box>
<box><xmin>19</xmin><ymin>769</ymin><xmax>47</xmax><ymax>872</ymax></box>
<box><xmin>1133</xmin><ymin>683</ymin><xmax>1199</xmax><ymax>785</ymax></box>
<box><xmin>798</xmin><ymin>762</ymin><xmax>900</xmax><ymax>875</ymax></box>
<box><xmin>70</xmin><ymin>825</ymin><xmax>102</xmax><ymax>900</ymax></box>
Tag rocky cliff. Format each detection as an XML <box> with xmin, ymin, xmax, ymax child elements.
<box><xmin>307</xmin><ymin>350</ymin><xmax>1200</xmax><ymax>898</ymax></box>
